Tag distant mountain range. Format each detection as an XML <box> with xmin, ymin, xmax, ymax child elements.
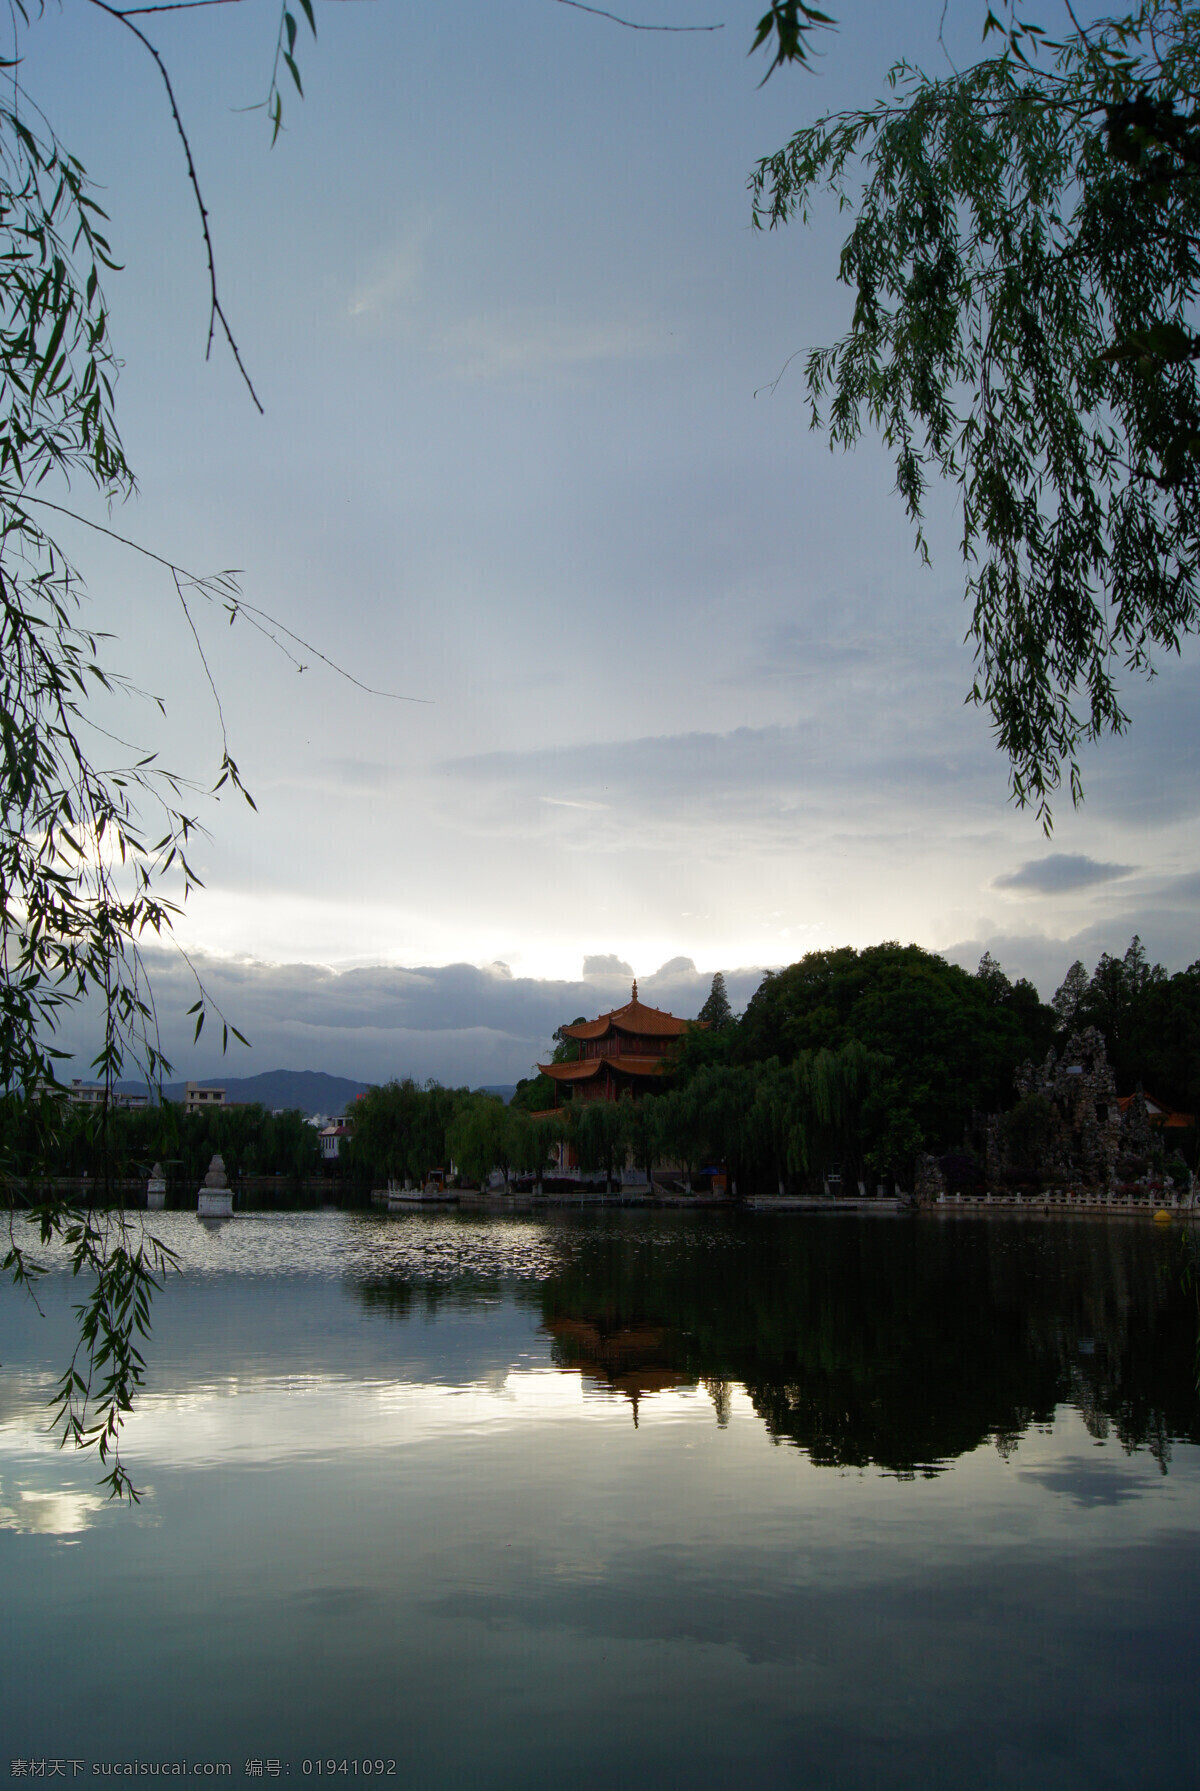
<box><xmin>114</xmin><ymin>1070</ymin><xmax>370</xmax><ymax>1116</ymax></box>
<box><xmin>109</xmin><ymin>1070</ymin><xmax>519</xmax><ymax>1114</ymax></box>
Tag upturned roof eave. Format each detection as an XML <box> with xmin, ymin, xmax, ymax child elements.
<box><xmin>538</xmin><ymin>1057</ymin><xmax>672</xmax><ymax>1082</ymax></box>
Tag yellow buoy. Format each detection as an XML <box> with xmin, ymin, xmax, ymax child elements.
<box><xmin>1153</xmin><ymin>1208</ymin><xmax>1173</xmax><ymax>1224</ymax></box>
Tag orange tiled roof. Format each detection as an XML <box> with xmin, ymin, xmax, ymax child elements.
<box><xmin>561</xmin><ymin>983</ymin><xmax>696</xmax><ymax>1043</ymax></box>
<box><xmin>539</xmin><ymin>1059</ymin><xmax>606</xmax><ymax>1083</ymax></box>
<box><xmin>538</xmin><ymin>1056</ymin><xmax>671</xmax><ymax>1083</ymax></box>
<box><xmin>1117</xmin><ymin>1092</ymin><xmax>1195</xmax><ymax>1128</ymax></box>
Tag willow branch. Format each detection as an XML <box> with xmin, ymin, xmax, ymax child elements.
<box><xmin>83</xmin><ymin>0</ymin><xmax>264</xmax><ymax>412</ymax></box>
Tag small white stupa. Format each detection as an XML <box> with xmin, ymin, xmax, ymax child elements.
<box><xmin>197</xmin><ymin>1152</ymin><xmax>233</xmax><ymax>1217</ymax></box>
<box><xmin>147</xmin><ymin>1162</ymin><xmax>166</xmax><ymax>1210</ymax></box>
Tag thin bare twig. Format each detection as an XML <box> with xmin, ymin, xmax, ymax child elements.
<box><xmin>22</xmin><ymin>496</ymin><xmax>433</xmax><ymax>704</ymax></box>
<box><xmin>114</xmin><ymin>0</ymin><xmax>240</xmax><ymax>13</ymax></box>
<box><xmin>172</xmin><ymin>567</ymin><xmax>231</xmax><ymax>751</ymax></box>
<box><xmin>754</xmin><ymin>347</ymin><xmax>804</xmax><ymax>398</ymax></box>
<box><xmin>553</xmin><ymin>0</ymin><xmax>722</xmax><ymax>31</ymax></box>
<box><xmin>938</xmin><ymin>0</ymin><xmax>959</xmax><ymax>75</ymax></box>
<box><xmin>83</xmin><ymin>0</ymin><xmax>264</xmax><ymax>412</ymax></box>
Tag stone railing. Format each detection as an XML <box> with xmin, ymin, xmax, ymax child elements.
<box><xmin>933</xmin><ymin>1188</ymin><xmax>1195</xmax><ymax>1211</ymax></box>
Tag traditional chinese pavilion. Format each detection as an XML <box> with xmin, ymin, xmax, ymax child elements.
<box><xmin>538</xmin><ymin>981</ymin><xmax>698</xmax><ymax>1106</ymax></box>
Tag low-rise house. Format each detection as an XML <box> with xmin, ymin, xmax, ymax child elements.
<box><xmin>66</xmin><ymin>1080</ymin><xmax>150</xmax><ymax>1111</ymax></box>
<box><xmin>319</xmin><ymin>1122</ymin><xmax>350</xmax><ymax>1162</ymax></box>
<box><xmin>1116</xmin><ymin>1091</ymin><xmax>1196</xmax><ymax>1132</ymax></box>
<box><xmin>184</xmin><ymin>1082</ymin><xmax>226</xmax><ymax>1115</ymax></box>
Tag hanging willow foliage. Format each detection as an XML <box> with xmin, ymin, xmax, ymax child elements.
<box><xmin>752</xmin><ymin>3</ymin><xmax>1200</xmax><ymax>822</ymax></box>
<box><xmin>0</xmin><ymin>97</ymin><xmax>252</xmax><ymax>1500</ymax></box>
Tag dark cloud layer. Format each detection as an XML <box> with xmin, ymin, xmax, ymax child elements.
<box><xmin>438</xmin><ymin>715</ymin><xmax>1009</xmax><ymax>854</ymax></box>
<box><xmin>946</xmin><ymin>900</ymin><xmax>1200</xmax><ymax>999</ymax></box>
<box><xmin>52</xmin><ymin>880</ymin><xmax>1200</xmax><ymax>1089</ymax></box>
<box><xmin>994</xmin><ymin>854</ymin><xmax>1134</xmax><ymax>895</ymax></box>
<box><xmin>50</xmin><ymin>952</ymin><xmax>768</xmax><ymax>1088</ymax></box>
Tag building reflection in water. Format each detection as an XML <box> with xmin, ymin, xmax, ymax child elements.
<box><xmin>541</xmin><ymin>1314</ymin><xmax>699</xmax><ymax>1424</ymax></box>
<box><xmin>358</xmin><ymin>1215</ymin><xmax>1200</xmax><ymax>1472</ymax></box>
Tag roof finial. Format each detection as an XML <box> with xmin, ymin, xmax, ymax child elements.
<box><xmin>632</xmin><ymin>978</ymin><xmax>638</xmax><ymax>1003</ymax></box>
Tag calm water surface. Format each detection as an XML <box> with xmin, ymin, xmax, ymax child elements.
<box><xmin>2</xmin><ymin>1210</ymin><xmax>1198</xmax><ymax>1789</ymax></box>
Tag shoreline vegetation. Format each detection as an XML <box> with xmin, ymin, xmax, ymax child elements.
<box><xmin>8</xmin><ymin>937</ymin><xmax>1197</xmax><ymax>1210</ymax></box>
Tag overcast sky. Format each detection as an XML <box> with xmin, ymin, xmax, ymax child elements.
<box><xmin>23</xmin><ymin>0</ymin><xmax>1200</xmax><ymax>1085</ymax></box>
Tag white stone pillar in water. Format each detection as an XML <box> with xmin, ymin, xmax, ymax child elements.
<box><xmin>197</xmin><ymin>1153</ymin><xmax>233</xmax><ymax>1216</ymax></box>
<box><xmin>147</xmin><ymin>1162</ymin><xmax>166</xmax><ymax>1210</ymax></box>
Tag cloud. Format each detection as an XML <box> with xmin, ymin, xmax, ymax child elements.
<box><xmin>726</xmin><ymin>610</ymin><xmax>964</xmax><ymax>696</ymax></box>
<box><xmin>440</xmin><ymin>716</ymin><xmax>1007</xmax><ymax>848</ymax></box>
<box><xmin>46</xmin><ymin>951</ymin><xmax>769</xmax><ymax>1087</ymax></box>
<box><xmin>346</xmin><ymin>225</ymin><xmax>429</xmax><ymax>320</ymax></box>
<box><xmin>432</xmin><ymin>309</ymin><xmax>678</xmax><ymax>382</ymax></box>
<box><xmin>583</xmin><ymin>954</ymin><xmax>633</xmax><ymax>979</ymax></box>
<box><xmin>1154</xmin><ymin>869</ymin><xmax>1200</xmax><ymax>902</ymax></box>
<box><xmin>994</xmin><ymin>854</ymin><xmax>1135</xmax><ymax>895</ymax></box>
<box><xmin>648</xmin><ymin>957</ymin><xmax>699</xmax><ymax>982</ymax></box>
<box><xmin>318</xmin><ymin>758</ymin><xmax>403</xmax><ymax>793</ymax></box>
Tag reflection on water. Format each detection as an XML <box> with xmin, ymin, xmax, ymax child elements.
<box><xmin>0</xmin><ymin>1482</ymin><xmax>107</xmax><ymax>1533</ymax></box>
<box><xmin>358</xmin><ymin>1213</ymin><xmax>1199</xmax><ymax>1471</ymax></box>
<box><xmin>1</xmin><ymin>1210</ymin><xmax>1198</xmax><ymax>1788</ymax></box>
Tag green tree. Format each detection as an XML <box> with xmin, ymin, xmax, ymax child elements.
<box><xmin>447</xmin><ymin>1093</ymin><xmax>509</xmax><ymax>1187</ymax></box>
<box><xmin>696</xmin><ymin>971</ymin><xmax>734</xmax><ymax>1030</ymax></box>
<box><xmin>1076</xmin><ymin>934</ymin><xmax>1168</xmax><ymax>1046</ymax></box>
<box><xmin>623</xmin><ymin>1092</ymin><xmax>663</xmax><ymax>1192</ymax></box>
<box><xmin>350</xmin><ymin>1079</ymin><xmax>464</xmax><ymax>1187</ymax></box>
<box><xmin>746</xmin><ymin>1058</ymin><xmax>795</xmax><ymax>1194</ymax></box>
<box><xmin>735</xmin><ymin>942</ymin><xmax>1054</xmax><ymax>1163</ymax></box>
<box><xmin>510</xmin><ymin>1072</ymin><xmax>557</xmax><ymax>1113</ymax></box>
<box><xmin>523</xmin><ymin>1110</ymin><xmax>566</xmax><ymax>1189</ymax></box>
<box><xmin>751</xmin><ymin>2</ymin><xmax>1200</xmax><ymax>821</ymax></box>
<box><xmin>1052</xmin><ymin>959</ymin><xmax>1091</xmax><ymax>1032</ymax></box>
<box><xmin>1121</xmin><ymin>961</ymin><xmax>1200</xmax><ymax>1122</ymax></box>
<box><xmin>653</xmin><ymin>1082</ymin><xmax>714</xmax><ymax>1191</ymax></box>
<box><xmin>1057</xmin><ymin>937</ymin><xmax>1198</xmax><ymax>1130</ymax></box>
<box><xmin>570</xmin><ymin>1099</ymin><xmax>630</xmax><ymax>1193</ymax></box>
<box><xmin>795</xmin><ymin>1040</ymin><xmax>891</xmax><ymax>1187</ymax></box>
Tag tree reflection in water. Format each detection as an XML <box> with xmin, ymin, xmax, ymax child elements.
<box><xmin>356</xmin><ymin>1215</ymin><xmax>1200</xmax><ymax>1474</ymax></box>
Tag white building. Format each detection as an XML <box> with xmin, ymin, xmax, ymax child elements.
<box><xmin>66</xmin><ymin>1080</ymin><xmax>150</xmax><ymax>1112</ymax></box>
<box><xmin>184</xmin><ymin>1082</ymin><xmax>226</xmax><ymax>1115</ymax></box>
<box><xmin>319</xmin><ymin>1122</ymin><xmax>350</xmax><ymax>1162</ymax></box>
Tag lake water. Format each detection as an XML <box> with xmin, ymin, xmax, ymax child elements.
<box><xmin>2</xmin><ymin>1209</ymin><xmax>1199</xmax><ymax>1788</ymax></box>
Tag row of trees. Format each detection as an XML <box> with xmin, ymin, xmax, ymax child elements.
<box><xmin>675</xmin><ymin>940</ymin><xmax>1200</xmax><ymax>1177</ymax></box>
<box><xmin>347</xmin><ymin>1079</ymin><xmax>637</xmax><ymax>1192</ymax></box>
<box><xmin>0</xmin><ymin>1096</ymin><xmax>322</xmax><ymax>1185</ymax></box>
<box><xmin>671</xmin><ymin>944</ymin><xmax>1058</xmax><ymax>1176</ymax></box>
<box><xmin>346</xmin><ymin>946</ymin><xmax>1056</xmax><ymax>1193</ymax></box>
<box><xmin>7</xmin><ymin>938</ymin><xmax>1192</xmax><ymax>1196</ymax></box>
<box><xmin>353</xmin><ymin>939</ymin><xmax>1200</xmax><ymax>1195</ymax></box>
<box><xmin>348</xmin><ymin>1045</ymin><xmax>892</xmax><ymax>1196</ymax></box>
<box><xmin>1052</xmin><ymin>938</ymin><xmax>1200</xmax><ymax>1118</ymax></box>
